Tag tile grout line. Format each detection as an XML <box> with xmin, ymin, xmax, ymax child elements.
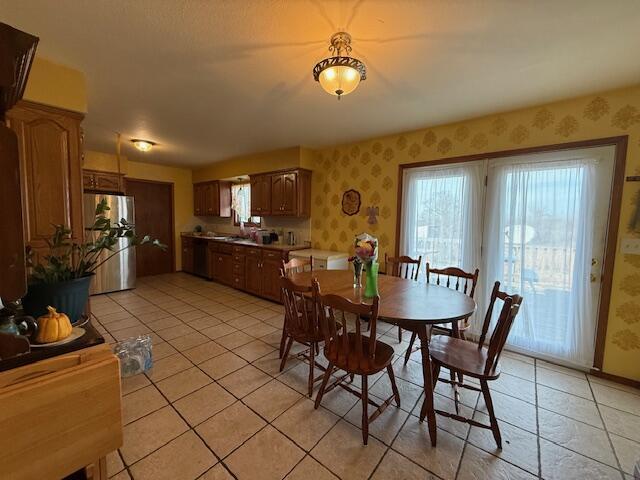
<box><xmin>587</xmin><ymin>375</ymin><xmax>627</xmax><ymax>478</ymax></box>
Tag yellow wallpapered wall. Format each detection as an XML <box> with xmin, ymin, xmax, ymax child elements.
<box><xmin>308</xmin><ymin>84</ymin><xmax>640</xmax><ymax>381</ymax></box>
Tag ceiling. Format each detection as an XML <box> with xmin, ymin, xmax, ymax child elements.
<box><xmin>2</xmin><ymin>0</ymin><xmax>640</xmax><ymax>167</ymax></box>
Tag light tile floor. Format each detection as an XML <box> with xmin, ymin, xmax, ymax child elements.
<box><xmin>92</xmin><ymin>273</ymin><xmax>640</xmax><ymax>480</ymax></box>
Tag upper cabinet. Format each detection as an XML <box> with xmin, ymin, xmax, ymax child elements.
<box><xmin>193</xmin><ymin>180</ymin><xmax>231</xmax><ymax>217</ymax></box>
<box><xmin>251</xmin><ymin>168</ymin><xmax>311</xmax><ymax>218</ymax></box>
<box><xmin>83</xmin><ymin>169</ymin><xmax>124</xmax><ymax>193</ymax></box>
<box><xmin>250</xmin><ymin>174</ymin><xmax>272</xmax><ymax>216</ymax></box>
<box><xmin>6</xmin><ymin>101</ymin><xmax>84</xmax><ymax>259</ymax></box>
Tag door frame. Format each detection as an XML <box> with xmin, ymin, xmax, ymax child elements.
<box><xmin>124</xmin><ymin>177</ymin><xmax>176</xmax><ymax>274</ymax></box>
<box><xmin>395</xmin><ymin>135</ymin><xmax>628</xmax><ymax>374</ymax></box>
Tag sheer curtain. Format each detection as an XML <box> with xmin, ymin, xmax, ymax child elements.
<box><xmin>481</xmin><ymin>156</ymin><xmax>597</xmax><ymax>367</ymax></box>
<box><xmin>400</xmin><ymin>162</ymin><xmax>484</xmax><ymax>278</ymax></box>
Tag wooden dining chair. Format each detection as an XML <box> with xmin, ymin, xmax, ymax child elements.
<box><xmin>384</xmin><ymin>254</ymin><xmax>422</xmax><ymax>342</ymax></box>
<box><xmin>278</xmin><ymin>274</ymin><xmax>326</xmax><ymax>397</ymax></box>
<box><xmin>279</xmin><ymin>257</ymin><xmax>313</xmax><ymax>358</ymax></box>
<box><xmin>312</xmin><ymin>279</ymin><xmax>401</xmax><ymax>445</ymax></box>
<box><xmin>428</xmin><ymin>281</ymin><xmax>523</xmax><ymax>448</ymax></box>
<box><xmin>404</xmin><ymin>263</ymin><xmax>479</xmax><ymax>365</ymax></box>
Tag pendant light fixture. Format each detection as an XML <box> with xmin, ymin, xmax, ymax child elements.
<box><xmin>313</xmin><ymin>32</ymin><xmax>366</xmax><ymax>99</ymax></box>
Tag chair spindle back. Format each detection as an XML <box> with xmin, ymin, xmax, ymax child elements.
<box><xmin>478</xmin><ymin>281</ymin><xmax>523</xmax><ymax>375</ymax></box>
<box><xmin>312</xmin><ymin>280</ymin><xmax>380</xmax><ymax>370</ymax></box>
<box><xmin>385</xmin><ymin>254</ymin><xmax>422</xmax><ymax>281</ymax></box>
<box><xmin>426</xmin><ymin>264</ymin><xmax>479</xmax><ymax>298</ymax></box>
<box><xmin>280</xmin><ymin>275</ymin><xmax>318</xmax><ymax>338</ymax></box>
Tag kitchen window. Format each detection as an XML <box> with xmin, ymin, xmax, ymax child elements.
<box><xmin>232</xmin><ymin>183</ymin><xmax>260</xmax><ymax>226</ymax></box>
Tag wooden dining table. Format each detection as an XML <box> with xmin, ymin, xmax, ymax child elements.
<box><xmin>289</xmin><ymin>269</ymin><xmax>477</xmax><ymax>447</ymax></box>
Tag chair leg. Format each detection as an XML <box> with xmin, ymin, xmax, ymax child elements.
<box><xmin>480</xmin><ymin>379</ymin><xmax>502</xmax><ymax>449</ymax></box>
<box><xmin>361</xmin><ymin>375</ymin><xmax>369</xmax><ymax>445</ymax></box>
<box><xmin>398</xmin><ymin>326</ymin><xmax>402</xmax><ymax>343</ymax></box>
<box><xmin>387</xmin><ymin>364</ymin><xmax>401</xmax><ymax>408</ymax></box>
<box><xmin>404</xmin><ymin>332</ymin><xmax>417</xmax><ymax>365</ymax></box>
<box><xmin>432</xmin><ymin>363</ymin><xmax>441</xmax><ymax>390</ymax></box>
<box><xmin>314</xmin><ymin>362</ymin><xmax>333</xmax><ymax>409</ymax></box>
<box><xmin>308</xmin><ymin>342</ymin><xmax>315</xmax><ymax>397</ymax></box>
<box><xmin>279</xmin><ymin>336</ymin><xmax>294</xmax><ymax>372</ymax></box>
<box><xmin>278</xmin><ymin>323</ymin><xmax>287</xmax><ymax>359</ymax></box>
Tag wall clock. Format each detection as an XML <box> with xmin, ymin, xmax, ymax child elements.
<box><xmin>341</xmin><ymin>189</ymin><xmax>361</xmax><ymax>216</ymax></box>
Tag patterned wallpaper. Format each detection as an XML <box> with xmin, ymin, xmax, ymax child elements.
<box><xmin>308</xmin><ymin>85</ymin><xmax>640</xmax><ymax>381</ymax></box>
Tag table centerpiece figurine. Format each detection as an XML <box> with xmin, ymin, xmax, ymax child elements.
<box><xmin>353</xmin><ymin>233</ymin><xmax>379</xmax><ymax>298</ymax></box>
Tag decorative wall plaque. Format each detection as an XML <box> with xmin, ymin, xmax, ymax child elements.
<box><xmin>341</xmin><ymin>189</ymin><xmax>361</xmax><ymax>216</ymax></box>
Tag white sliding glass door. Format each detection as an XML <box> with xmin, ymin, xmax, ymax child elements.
<box><xmin>399</xmin><ymin>146</ymin><xmax>615</xmax><ymax>368</ymax></box>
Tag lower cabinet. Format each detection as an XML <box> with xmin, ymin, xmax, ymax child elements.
<box><xmin>181</xmin><ymin>237</ymin><xmax>194</xmax><ymax>274</ymax></box>
<box><xmin>183</xmin><ymin>238</ymin><xmax>288</xmax><ymax>302</ymax></box>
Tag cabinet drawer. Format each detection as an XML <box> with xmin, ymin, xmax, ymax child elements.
<box><xmin>232</xmin><ymin>253</ymin><xmax>245</xmax><ymax>264</ymax></box>
<box><xmin>232</xmin><ymin>246</ymin><xmax>246</xmax><ymax>254</ymax></box>
<box><xmin>182</xmin><ymin>237</ymin><xmax>194</xmax><ymax>247</ymax></box>
<box><xmin>231</xmin><ymin>275</ymin><xmax>245</xmax><ymax>289</ymax></box>
<box><xmin>232</xmin><ymin>263</ymin><xmax>245</xmax><ymax>276</ymax></box>
<box><xmin>263</xmin><ymin>250</ymin><xmax>284</xmax><ymax>261</ymax></box>
<box><xmin>246</xmin><ymin>248</ymin><xmax>262</xmax><ymax>258</ymax></box>
<box><xmin>314</xmin><ymin>259</ymin><xmax>328</xmax><ymax>270</ymax></box>
<box><xmin>218</xmin><ymin>243</ymin><xmax>233</xmax><ymax>254</ymax></box>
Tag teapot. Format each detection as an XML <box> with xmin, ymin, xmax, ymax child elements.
<box><xmin>0</xmin><ymin>304</ymin><xmax>37</xmax><ymax>339</ymax></box>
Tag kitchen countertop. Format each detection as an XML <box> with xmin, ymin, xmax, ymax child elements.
<box><xmin>181</xmin><ymin>233</ymin><xmax>308</xmax><ymax>252</ymax></box>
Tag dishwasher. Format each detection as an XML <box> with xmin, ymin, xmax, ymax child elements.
<box><xmin>193</xmin><ymin>238</ymin><xmax>208</xmax><ymax>277</ymax></box>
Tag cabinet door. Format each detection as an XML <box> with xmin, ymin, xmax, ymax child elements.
<box><xmin>250</xmin><ymin>177</ymin><xmax>261</xmax><ymax>216</ymax></box>
<box><xmin>281</xmin><ymin>172</ymin><xmax>297</xmax><ymax>215</ymax></box>
<box><xmin>261</xmin><ymin>259</ymin><xmax>283</xmax><ymax>302</ymax></box>
<box><xmin>7</xmin><ymin>103</ymin><xmax>84</xmax><ymax>256</ymax></box>
<box><xmin>258</xmin><ymin>175</ymin><xmax>272</xmax><ymax>215</ymax></box>
<box><xmin>94</xmin><ymin>172</ymin><xmax>121</xmax><ymax>192</ymax></box>
<box><xmin>205</xmin><ymin>182</ymin><xmax>220</xmax><ymax>216</ymax></box>
<box><xmin>245</xmin><ymin>255</ymin><xmax>262</xmax><ymax>294</ymax></box>
<box><xmin>271</xmin><ymin>174</ymin><xmax>284</xmax><ymax>215</ymax></box>
<box><xmin>83</xmin><ymin>172</ymin><xmax>96</xmax><ymax>190</ymax></box>
<box><xmin>193</xmin><ymin>184</ymin><xmax>203</xmax><ymax>215</ymax></box>
<box><xmin>181</xmin><ymin>239</ymin><xmax>194</xmax><ymax>273</ymax></box>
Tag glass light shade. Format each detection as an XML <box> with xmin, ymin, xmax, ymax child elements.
<box><xmin>318</xmin><ymin>64</ymin><xmax>361</xmax><ymax>97</ymax></box>
<box><xmin>132</xmin><ymin>139</ymin><xmax>154</xmax><ymax>152</ymax></box>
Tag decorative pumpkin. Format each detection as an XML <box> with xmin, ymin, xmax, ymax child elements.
<box><xmin>35</xmin><ymin>306</ymin><xmax>73</xmax><ymax>343</ymax></box>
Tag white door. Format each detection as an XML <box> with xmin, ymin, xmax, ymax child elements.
<box><xmin>400</xmin><ymin>146</ymin><xmax>616</xmax><ymax>368</ymax></box>
<box><xmin>481</xmin><ymin>146</ymin><xmax>615</xmax><ymax>368</ymax></box>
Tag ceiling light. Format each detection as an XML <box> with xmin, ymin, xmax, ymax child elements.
<box><xmin>313</xmin><ymin>32</ymin><xmax>366</xmax><ymax>99</ymax></box>
<box><xmin>131</xmin><ymin>139</ymin><xmax>156</xmax><ymax>152</ymax></box>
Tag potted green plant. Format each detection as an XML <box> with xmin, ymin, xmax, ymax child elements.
<box><xmin>22</xmin><ymin>199</ymin><xmax>166</xmax><ymax>323</ymax></box>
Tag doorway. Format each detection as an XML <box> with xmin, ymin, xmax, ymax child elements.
<box><xmin>398</xmin><ymin>141</ymin><xmax>623</xmax><ymax>369</ymax></box>
<box><xmin>125</xmin><ymin>178</ymin><xmax>175</xmax><ymax>277</ymax></box>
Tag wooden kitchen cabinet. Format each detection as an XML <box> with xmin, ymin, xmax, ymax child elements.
<box><xmin>193</xmin><ymin>180</ymin><xmax>231</xmax><ymax>217</ymax></box>
<box><xmin>6</xmin><ymin>101</ymin><xmax>84</xmax><ymax>261</ymax></box>
<box><xmin>211</xmin><ymin>252</ymin><xmax>232</xmax><ymax>285</ymax></box>
<box><xmin>244</xmin><ymin>248</ymin><xmax>263</xmax><ymax>295</ymax></box>
<box><xmin>181</xmin><ymin>237</ymin><xmax>194</xmax><ymax>274</ymax></box>
<box><xmin>250</xmin><ymin>174</ymin><xmax>272</xmax><ymax>216</ymax></box>
<box><xmin>251</xmin><ymin>168</ymin><xmax>311</xmax><ymax>218</ymax></box>
<box><xmin>83</xmin><ymin>169</ymin><xmax>124</xmax><ymax>193</ymax></box>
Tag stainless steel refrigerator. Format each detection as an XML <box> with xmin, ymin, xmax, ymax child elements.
<box><xmin>84</xmin><ymin>193</ymin><xmax>136</xmax><ymax>295</ymax></box>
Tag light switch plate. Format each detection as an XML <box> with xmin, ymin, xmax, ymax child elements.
<box><xmin>620</xmin><ymin>238</ymin><xmax>640</xmax><ymax>255</ymax></box>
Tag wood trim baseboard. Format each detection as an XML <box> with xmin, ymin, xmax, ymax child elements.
<box><xmin>589</xmin><ymin>369</ymin><xmax>640</xmax><ymax>390</ymax></box>
<box><xmin>395</xmin><ymin>135</ymin><xmax>629</xmax><ymax>373</ymax></box>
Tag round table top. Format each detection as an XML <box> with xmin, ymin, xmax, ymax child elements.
<box><xmin>289</xmin><ymin>269</ymin><xmax>477</xmax><ymax>327</ymax></box>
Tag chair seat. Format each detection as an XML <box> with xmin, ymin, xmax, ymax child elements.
<box><xmin>429</xmin><ymin>336</ymin><xmax>501</xmax><ymax>380</ymax></box>
<box><xmin>324</xmin><ymin>333</ymin><xmax>395</xmax><ymax>375</ymax></box>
